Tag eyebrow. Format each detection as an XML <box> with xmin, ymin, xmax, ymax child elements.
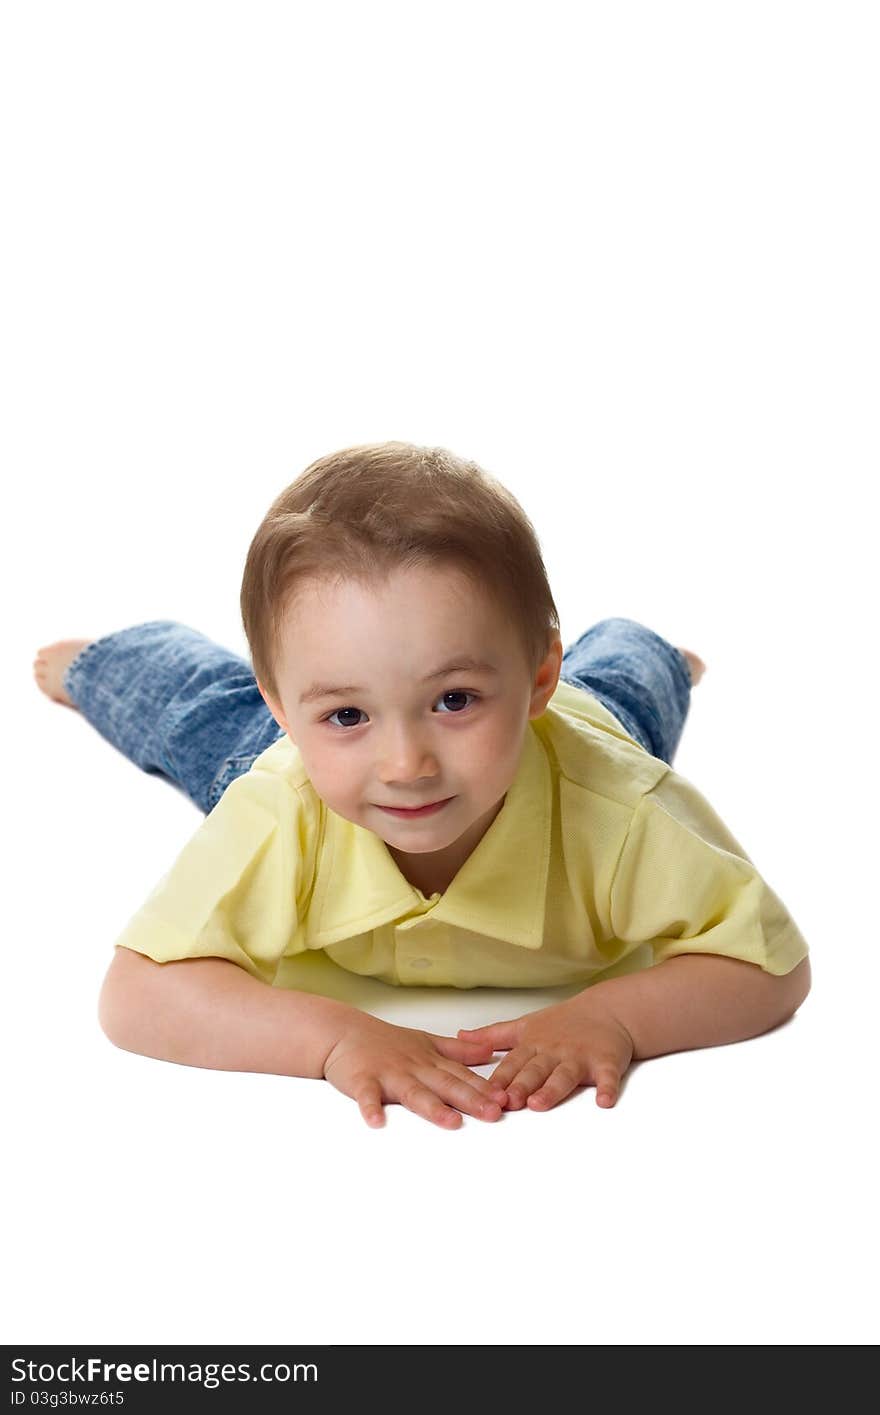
<box><xmin>298</xmin><ymin>656</ymin><xmax>500</xmax><ymax>705</ymax></box>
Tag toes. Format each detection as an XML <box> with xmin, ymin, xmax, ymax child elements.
<box><xmin>677</xmin><ymin>648</ymin><xmax>706</xmax><ymax>687</ymax></box>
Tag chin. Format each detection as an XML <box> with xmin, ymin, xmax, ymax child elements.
<box><xmin>375</xmin><ymin>814</ymin><xmax>468</xmax><ymax>850</ymax></box>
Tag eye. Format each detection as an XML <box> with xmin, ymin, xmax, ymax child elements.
<box><xmin>321</xmin><ymin>691</ymin><xmax>478</xmax><ymax>730</ymax></box>
<box><xmin>323</xmin><ymin>706</ymin><xmax>367</xmax><ymax>730</ymax></box>
<box><xmin>434</xmin><ymin>690</ymin><xmax>476</xmax><ymax>714</ymax></box>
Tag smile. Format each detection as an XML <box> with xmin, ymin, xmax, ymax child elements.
<box><xmin>375</xmin><ymin>798</ymin><xmax>454</xmax><ymax>818</ymax></box>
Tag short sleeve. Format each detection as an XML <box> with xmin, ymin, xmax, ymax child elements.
<box><xmin>112</xmin><ymin>768</ymin><xmax>316</xmax><ymax>986</ymax></box>
<box><xmin>608</xmin><ymin>784</ymin><xmax>810</xmax><ymax>977</ymax></box>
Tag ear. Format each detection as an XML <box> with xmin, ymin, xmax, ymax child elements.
<box><xmin>529</xmin><ymin>637</ymin><xmax>563</xmax><ymax>719</ymax></box>
<box><xmin>256</xmin><ymin>678</ymin><xmax>291</xmax><ymax>736</ymax></box>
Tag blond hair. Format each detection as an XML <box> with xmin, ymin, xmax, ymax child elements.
<box><xmin>240</xmin><ymin>441</ymin><xmax>561</xmax><ymax>701</ymax></box>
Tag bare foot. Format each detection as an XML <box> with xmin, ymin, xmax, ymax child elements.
<box><xmin>677</xmin><ymin>647</ymin><xmax>707</xmax><ymax>687</ymax></box>
<box><xmin>32</xmin><ymin>639</ymin><xmax>94</xmax><ymax>710</ymax></box>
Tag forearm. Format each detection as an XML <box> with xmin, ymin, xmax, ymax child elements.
<box><xmin>99</xmin><ymin>946</ymin><xmax>356</xmax><ymax>1078</ymax></box>
<box><xmin>582</xmin><ymin>953</ymin><xmax>811</xmax><ymax>1060</ymax></box>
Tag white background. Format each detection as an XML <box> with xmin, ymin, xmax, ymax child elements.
<box><xmin>3</xmin><ymin>0</ymin><xmax>878</xmax><ymax>1347</ymax></box>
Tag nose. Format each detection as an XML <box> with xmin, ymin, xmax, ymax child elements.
<box><xmin>376</xmin><ymin>723</ymin><xmax>440</xmax><ymax>785</ymax></box>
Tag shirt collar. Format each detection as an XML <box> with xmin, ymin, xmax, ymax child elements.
<box><xmin>304</xmin><ymin>723</ymin><xmax>552</xmax><ymax>951</ymax></box>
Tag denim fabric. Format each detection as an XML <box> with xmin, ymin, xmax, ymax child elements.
<box><xmin>63</xmin><ymin>621</ymin><xmax>286</xmax><ymax>815</ymax></box>
<box><xmin>558</xmin><ymin>617</ymin><xmax>692</xmax><ymax>767</ymax></box>
<box><xmin>63</xmin><ymin>616</ymin><xmax>692</xmax><ymax>816</ymax></box>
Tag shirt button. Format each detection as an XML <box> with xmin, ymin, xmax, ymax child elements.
<box><xmin>410</xmin><ymin>958</ymin><xmax>433</xmax><ymax>969</ymax></box>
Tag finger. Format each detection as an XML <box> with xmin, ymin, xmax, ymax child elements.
<box><xmin>457</xmin><ymin>1021</ymin><xmax>519</xmax><ymax>1049</ymax></box>
<box><xmin>431</xmin><ymin>1067</ymin><xmax>506</xmax><ymax>1122</ymax></box>
<box><xmin>399</xmin><ymin>1080</ymin><xmax>464</xmax><ymax>1130</ymax></box>
<box><xmin>485</xmin><ymin>1045</ymin><xmax>537</xmax><ymax>1094</ymax></box>
<box><xmin>432</xmin><ymin>1034</ymin><xmax>500</xmax><ymax>1064</ymax></box>
<box><xmin>430</xmin><ymin>1037</ymin><xmax>508</xmax><ymax>1103</ymax></box>
<box><xmin>527</xmin><ymin>1060</ymin><xmax>583</xmax><ymax>1110</ymax></box>
<box><xmin>505</xmin><ymin>1059</ymin><xmax>556</xmax><ymax>1109</ymax></box>
<box><xmin>355</xmin><ymin>1081</ymin><xmax>386</xmax><ymax>1128</ymax></box>
<box><xmin>594</xmin><ymin>1063</ymin><xmax>623</xmax><ymax>1108</ymax></box>
<box><xmin>499</xmin><ymin>1053</ymin><xmax>557</xmax><ymax>1110</ymax></box>
<box><xmin>440</xmin><ymin>1062</ymin><xmax>508</xmax><ymax>1106</ymax></box>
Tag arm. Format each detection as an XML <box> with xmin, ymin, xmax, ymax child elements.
<box><xmin>98</xmin><ymin>945</ymin><xmax>356</xmax><ymax>1078</ymax></box>
<box><xmin>460</xmin><ymin>953</ymin><xmax>812</xmax><ymax>1111</ymax></box>
<box><xmin>584</xmin><ymin>952</ymin><xmax>812</xmax><ymax>1060</ymax></box>
<box><xmin>99</xmin><ymin>946</ymin><xmax>510</xmax><ymax>1129</ymax></box>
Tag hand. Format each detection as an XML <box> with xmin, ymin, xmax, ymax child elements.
<box><xmin>457</xmin><ymin>992</ymin><xmax>635</xmax><ymax>1111</ymax></box>
<box><xmin>322</xmin><ymin>1014</ymin><xmax>510</xmax><ymax>1130</ymax></box>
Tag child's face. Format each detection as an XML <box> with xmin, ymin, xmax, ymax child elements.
<box><xmin>257</xmin><ymin>564</ymin><xmax>562</xmax><ymax>886</ymax></box>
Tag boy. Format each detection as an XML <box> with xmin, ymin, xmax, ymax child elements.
<box><xmin>33</xmin><ymin>441</ymin><xmax>811</xmax><ymax>1129</ymax></box>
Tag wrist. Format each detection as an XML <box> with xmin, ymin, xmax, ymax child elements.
<box><xmin>574</xmin><ymin>954</ymin><xmax>802</xmax><ymax>1060</ymax></box>
<box><xmin>284</xmin><ymin>991</ymin><xmax>360</xmax><ymax>1079</ymax></box>
<box><xmin>568</xmin><ymin>983</ymin><xmax>637</xmax><ymax>1057</ymax></box>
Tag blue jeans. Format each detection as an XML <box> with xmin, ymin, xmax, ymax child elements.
<box><xmin>63</xmin><ymin>618</ymin><xmax>692</xmax><ymax>815</ymax></box>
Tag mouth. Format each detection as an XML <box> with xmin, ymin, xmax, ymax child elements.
<box><xmin>375</xmin><ymin>797</ymin><xmax>454</xmax><ymax>819</ymax></box>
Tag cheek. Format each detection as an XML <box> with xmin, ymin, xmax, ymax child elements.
<box><xmin>467</xmin><ymin>715</ymin><xmax>523</xmax><ymax>773</ymax></box>
<box><xmin>302</xmin><ymin>738</ymin><xmax>366</xmax><ymax>796</ymax></box>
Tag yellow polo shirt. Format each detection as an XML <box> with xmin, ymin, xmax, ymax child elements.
<box><xmin>112</xmin><ymin>680</ymin><xmax>810</xmax><ymax>989</ymax></box>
